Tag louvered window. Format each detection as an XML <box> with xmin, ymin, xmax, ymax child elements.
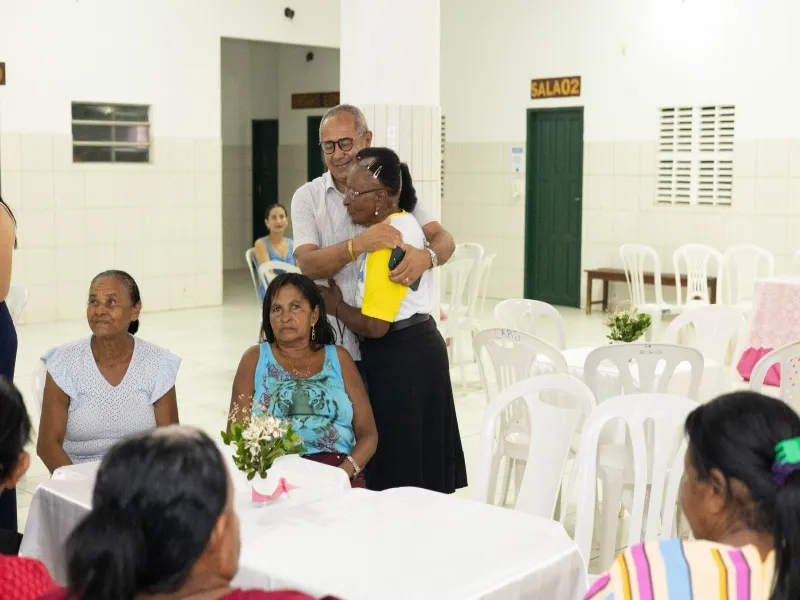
<box><xmin>657</xmin><ymin>106</ymin><xmax>734</xmax><ymax>206</ymax></box>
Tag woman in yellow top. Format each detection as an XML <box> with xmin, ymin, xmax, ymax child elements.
<box><xmin>586</xmin><ymin>391</ymin><xmax>800</xmax><ymax>600</ymax></box>
<box><xmin>320</xmin><ymin>147</ymin><xmax>467</xmax><ymax>493</ymax></box>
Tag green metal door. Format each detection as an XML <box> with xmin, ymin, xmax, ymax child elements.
<box><xmin>524</xmin><ymin>107</ymin><xmax>584</xmax><ymax>307</ymax></box>
<box><xmin>307</xmin><ymin>115</ymin><xmax>325</xmax><ymax>181</ymax></box>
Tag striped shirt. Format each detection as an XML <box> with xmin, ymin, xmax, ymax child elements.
<box><xmin>585</xmin><ymin>540</ymin><xmax>775</xmax><ymax>600</ymax></box>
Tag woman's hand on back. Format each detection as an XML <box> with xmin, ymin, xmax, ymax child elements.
<box><xmin>353</xmin><ymin>223</ymin><xmax>404</xmax><ymax>255</ymax></box>
<box><xmin>319</xmin><ymin>279</ymin><xmax>343</xmax><ymax>315</ymax></box>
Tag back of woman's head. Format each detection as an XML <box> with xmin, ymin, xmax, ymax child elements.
<box><xmin>684</xmin><ymin>391</ymin><xmax>800</xmax><ymax>600</ymax></box>
<box><xmin>260</xmin><ymin>273</ymin><xmax>336</xmax><ymax>345</ymax></box>
<box><xmin>356</xmin><ymin>147</ymin><xmax>417</xmax><ymax>212</ymax></box>
<box><xmin>65</xmin><ymin>427</ymin><xmax>229</xmax><ymax>600</ymax></box>
<box><xmin>0</xmin><ymin>376</ymin><xmax>31</xmax><ymax>484</ymax></box>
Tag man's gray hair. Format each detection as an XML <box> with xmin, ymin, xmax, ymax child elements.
<box><xmin>319</xmin><ymin>104</ymin><xmax>369</xmax><ymax>140</ymax></box>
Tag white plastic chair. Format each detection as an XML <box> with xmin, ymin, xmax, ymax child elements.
<box><xmin>571</xmin><ymin>393</ymin><xmax>698</xmax><ymax>566</ymax></box>
<box><xmin>245</xmin><ymin>249</ymin><xmax>261</xmax><ymax>302</ymax></box>
<box><xmin>663</xmin><ymin>305</ymin><xmax>746</xmax><ymax>396</ymax></box>
<box><xmin>474</xmin><ymin>374</ymin><xmax>595</xmax><ymax>519</ymax></box>
<box><xmin>584</xmin><ymin>343</ymin><xmax>704</xmax><ymax>400</ymax></box>
<box><xmin>439</xmin><ymin>259</ymin><xmax>475</xmax><ymax>389</ymax></box>
<box><xmin>257</xmin><ymin>261</ymin><xmax>301</xmax><ymax>288</ymax></box>
<box><xmin>451</xmin><ymin>243</ymin><xmax>484</xmax><ymax>316</ymax></box>
<box><xmin>32</xmin><ymin>361</ymin><xmax>47</xmax><ymax>412</ymax></box>
<box><xmin>619</xmin><ymin>244</ymin><xmax>676</xmax><ymax>321</ymax></box>
<box><xmin>494</xmin><ymin>299</ymin><xmax>567</xmax><ymax>350</ymax></box>
<box><xmin>722</xmin><ymin>244</ymin><xmax>774</xmax><ymax>311</ymax></box>
<box><xmin>582</xmin><ymin>343</ymin><xmax>703</xmax><ymax>567</ymax></box>
<box><xmin>467</xmin><ymin>253</ymin><xmax>496</xmax><ymax>330</ymax></box>
<box><xmin>673</xmin><ymin>243</ymin><xmax>723</xmax><ymax>310</ymax></box>
<box><xmin>749</xmin><ymin>341</ymin><xmax>800</xmax><ymax>405</ymax></box>
<box><xmin>5</xmin><ymin>286</ymin><xmax>28</xmax><ymax>324</ymax></box>
<box><xmin>473</xmin><ymin>329</ymin><xmax>568</xmax><ymax>503</ymax></box>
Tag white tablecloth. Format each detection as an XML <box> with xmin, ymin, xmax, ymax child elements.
<box><xmin>533</xmin><ymin>346</ymin><xmax>725</xmax><ymax>402</ymax></box>
<box><xmin>21</xmin><ymin>464</ymin><xmax>588</xmax><ymax>600</ymax></box>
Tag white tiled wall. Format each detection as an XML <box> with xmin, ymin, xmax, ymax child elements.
<box><xmin>442</xmin><ymin>142</ymin><xmax>526</xmax><ymax>300</ymax></box>
<box><xmin>1</xmin><ymin>133</ymin><xmax>222</xmax><ymax>324</ymax></box>
<box><xmin>443</xmin><ymin>139</ymin><xmax>800</xmax><ymax>306</ymax></box>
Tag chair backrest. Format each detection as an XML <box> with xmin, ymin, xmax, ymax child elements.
<box><xmin>619</xmin><ymin>244</ymin><xmax>665</xmax><ymax>307</ymax></box>
<box><xmin>673</xmin><ymin>243</ymin><xmax>723</xmax><ymax>308</ymax></box>
<box><xmin>452</xmin><ymin>242</ymin><xmax>484</xmax><ymax>265</ymax></box>
<box><xmin>473</xmin><ymin>328</ymin><xmax>568</xmax><ymax>399</ymax></box>
<box><xmin>257</xmin><ymin>261</ymin><xmax>302</xmax><ymax>288</ymax></box>
<box><xmin>722</xmin><ymin>244</ymin><xmax>774</xmax><ymax>306</ymax></box>
<box><xmin>245</xmin><ymin>249</ymin><xmax>261</xmax><ymax>301</ymax></box>
<box><xmin>452</xmin><ymin>243</ymin><xmax>484</xmax><ymax>308</ymax></box>
<box><xmin>584</xmin><ymin>343</ymin><xmax>704</xmax><ymax>400</ymax></box>
<box><xmin>662</xmin><ymin>305</ymin><xmax>747</xmax><ymax>365</ymax></box>
<box><xmin>469</xmin><ymin>253</ymin><xmax>496</xmax><ymax>321</ymax></box>
<box><xmin>474</xmin><ymin>374</ymin><xmax>596</xmax><ymax>518</ymax></box>
<box><xmin>439</xmin><ymin>259</ymin><xmax>473</xmax><ymax>324</ymax></box>
<box><xmin>572</xmin><ymin>393</ymin><xmax>698</xmax><ymax>564</ymax></box>
<box><xmin>494</xmin><ymin>299</ymin><xmax>567</xmax><ymax>350</ymax></box>
<box><xmin>32</xmin><ymin>361</ymin><xmax>47</xmax><ymax>412</ymax></box>
<box><xmin>750</xmin><ymin>341</ymin><xmax>800</xmax><ymax>403</ymax></box>
<box><xmin>5</xmin><ymin>286</ymin><xmax>28</xmax><ymax>324</ymax></box>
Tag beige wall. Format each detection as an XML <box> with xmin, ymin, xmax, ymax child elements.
<box><xmin>1</xmin><ymin>133</ymin><xmax>222</xmax><ymax>323</ymax></box>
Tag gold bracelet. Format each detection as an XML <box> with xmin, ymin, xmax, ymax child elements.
<box><xmin>345</xmin><ymin>455</ymin><xmax>361</xmax><ymax>479</ymax></box>
<box><xmin>347</xmin><ymin>238</ymin><xmax>356</xmax><ymax>262</ymax></box>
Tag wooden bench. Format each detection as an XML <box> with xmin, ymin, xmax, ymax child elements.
<box><xmin>585</xmin><ymin>268</ymin><xmax>718</xmax><ymax>315</ymax></box>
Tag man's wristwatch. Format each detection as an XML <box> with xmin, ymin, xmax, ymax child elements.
<box><xmin>426</xmin><ymin>247</ymin><xmax>438</xmax><ymax>269</ymax></box>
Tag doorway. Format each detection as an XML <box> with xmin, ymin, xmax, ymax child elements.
<box><xmin>523</xmin><ymin>107</ymin><xmax>584</xmax><ymax>307</ymax></box>
<box><xmin>252</xmin><ymin>119</ymin><xmax>279</xmax><ymax>242</ymax></box>
<box><xmin>307</xmin><ymin>115</ymin><xmax>325</xmax><ymax>181</ymax></box>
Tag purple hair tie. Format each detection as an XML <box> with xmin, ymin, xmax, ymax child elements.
<box><xmin>772</xmin><ymin>438</ymin><xmax>800</xmax><ymax>487</ymax></box>
<box><xmin>772</xmin><ymin>462</ymin><xmax>800</xmax><ymax>487</ymax></box>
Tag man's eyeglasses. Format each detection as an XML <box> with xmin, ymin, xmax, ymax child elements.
<box><xmin>320</xmin><ymin>132</ymin><xmax>367</xmax><ymax>155</ymax></box>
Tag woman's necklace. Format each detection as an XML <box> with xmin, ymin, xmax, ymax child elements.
<box><xmin>277</xmin><ymin>346</ymin><xmax>313</xmax><ymax>378</ymax></box>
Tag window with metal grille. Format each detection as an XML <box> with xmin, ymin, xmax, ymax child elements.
<box><xmin>657</xmin><ymin>105</ymin><xmax>734</xmax><ymax>206</ymax></box>
<box><xmin>71</xmin><ymin>103</ymin><xmax>151</xmax><ymax>163</ymax></box>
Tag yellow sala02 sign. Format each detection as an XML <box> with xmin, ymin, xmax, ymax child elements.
<box><xmin>530</xmin><ymin>76</ymin><xmax>581</xmax><ymax>100</ymax></box>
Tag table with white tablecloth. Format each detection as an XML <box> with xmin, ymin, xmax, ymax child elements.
<box><xmin>21</xmin><ymin>463</ymin><xmax>588</xmax><ymax>600</ymax></box>
<box><xmin>532</xmin><ymin>346</ymin><xmax>725</xmax><ymax>402</ymax></box>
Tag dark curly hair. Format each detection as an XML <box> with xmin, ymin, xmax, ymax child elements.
<box><xmin>260</xmin><ymin>273</ymin><xmax>336</xmax><ymax>345</ymax></box>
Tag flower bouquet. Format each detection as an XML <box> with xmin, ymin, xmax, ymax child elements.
<box><xmin>221</xmin><ymin>410</ymin><xmax>305</xmax><ymax>481</ymax></box>
<box><xmin>606</xmin><ymin>307</ymin><xmax>652</xmax><ymax>343</ymax></box>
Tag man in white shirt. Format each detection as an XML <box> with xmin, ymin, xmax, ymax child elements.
<box><xmin>292</xmin><ymin>104</ymin><xmax>455</xmax><ymax>364</ymax></box>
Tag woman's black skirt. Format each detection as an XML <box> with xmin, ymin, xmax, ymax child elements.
<box><xmin>360</xmin><ymin>317</ymin><xmax>467</xmax><ymax>494</ymax></box>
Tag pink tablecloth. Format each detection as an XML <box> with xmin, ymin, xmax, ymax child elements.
<box><xmin>737</xmin><ymin>276</ymin><xmax>800</xmax><ymax>382</ymax></box>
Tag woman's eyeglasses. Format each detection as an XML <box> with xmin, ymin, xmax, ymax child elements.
<box><xmin>320</xmin><ymin>132</ymin><xmax>367</xmax><ymax>155</ymax></box>
<box><xmin>344</xmin><ymin>187</ymin><xmax>383</xmax><ymax>199</ymax></box>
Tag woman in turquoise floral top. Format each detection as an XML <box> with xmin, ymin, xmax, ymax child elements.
<box><xmin>230</xmin><ymin>273</ymin><xmax>377</xmax><ymax>487</ymax></box>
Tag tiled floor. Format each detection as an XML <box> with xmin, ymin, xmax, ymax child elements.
<box><xmin>9</xmin><ymin>271</ymin><xmax>614</xmax><ymax>552</ymax></box>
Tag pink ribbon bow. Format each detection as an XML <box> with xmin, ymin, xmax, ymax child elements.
<box><xmin>251</xmin><ymin>477</ymin><xmax>297</xmax><ymax>503</ymax></box>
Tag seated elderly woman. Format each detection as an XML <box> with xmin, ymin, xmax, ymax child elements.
<box><xmin>230</xmin><ymin>273</ymin><xmax>377</xmax><ymax>487</ymax></box>
<box><xmin>37</xmin><ymin>270</ymin><xmax>180</xmax><ymax>472</ymax></box>
<box><xmin>586</xmin><ymin>391</ymin><xmax>800</xmax><ymax>600</ymax></box>
<box><xmin>42</xmin><ymin>427</ymin><xmax>339</xmax><ymax>600</ymax></box>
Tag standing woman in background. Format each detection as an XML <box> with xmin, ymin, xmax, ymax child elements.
<box><xmin>0</xmin><ymin>194</ymin><xmax>19</xmax><ymax>537</ymax></box>
<box><xmin>253</xmin><ymin>204</ymin><xmax>296</xmax><ymax>301</ymax></box>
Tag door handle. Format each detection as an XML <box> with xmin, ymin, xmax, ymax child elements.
<box><xmin>574</xmin><ymin>197</ymin><xmax>581</xmax><ymax>202</ymax></box>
